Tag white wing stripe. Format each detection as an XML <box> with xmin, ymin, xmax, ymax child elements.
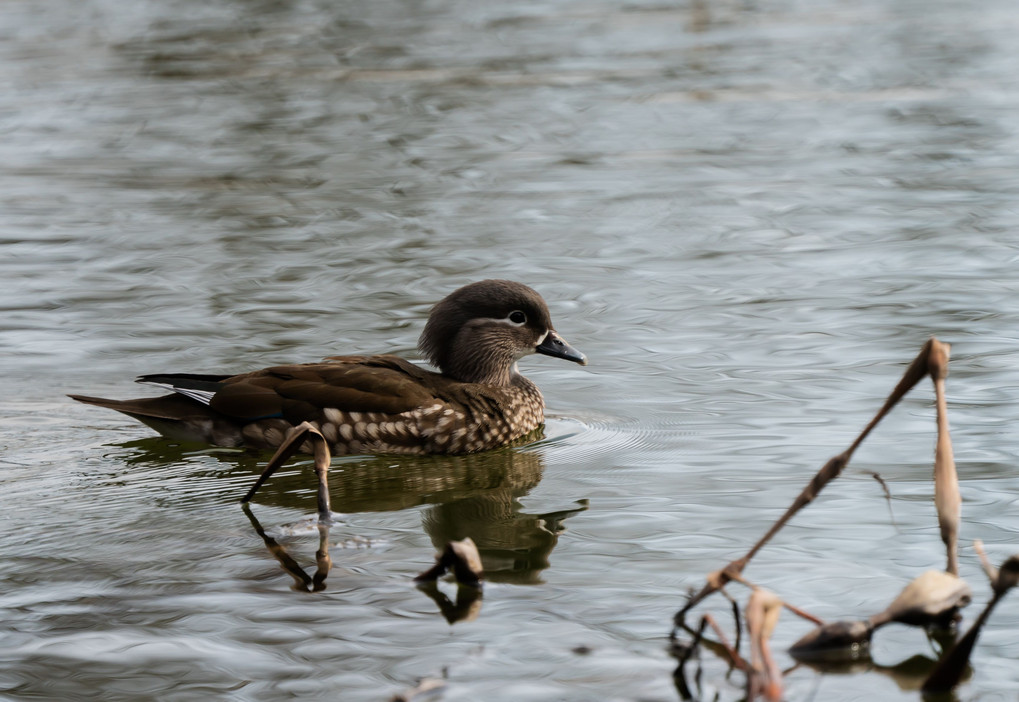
<box><xmin>138</xmin><ymin>381</ymin><xmax>217</xmax><ymax>406</ymax></box>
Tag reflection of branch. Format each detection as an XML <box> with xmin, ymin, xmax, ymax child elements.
<box><xmin>922</xmin><ymin>554</ymin><xmax>1019</xmax><ymax>693</ymax></box>
<box><xmin>413</xmin><ymin>538</ymin><xmax>485</xmax><ymax>623</ymax></box>
<box><xmin>672</xmin><ymin>612</ymin><xmax>744</xmax><ymax>702</ymax></box>
<box><xmin>389</xmin><ymin>677</ymin><xmax>447</xmax><ymax>702</ymax></box>
<box><xmin>415</xmin><ymin>580</ymin><xmax>483</xmax><ymax>624</ymax></box>
<box><xmin>242</xmin><ymin>503</ymin><xmax>332</xmax><ymax>593</ymax></box>
<box><xmin>311</xmin><ymin>523</ymin><xmax>332</xmax><ymax>592</ymax></box>
<box><xmin>671</xmin><ymin>615</ymin><xmax>705</xmax><ymax>701</ymax></box>
<box><xmin>675</xmin><ymin>339</ymin><xmax>935</xmax><ymax>625</ymax></box>
<box><xmin>675</xmin><ymin>617</ymin><xmax>954</xmax><ymax>693</ymax></box>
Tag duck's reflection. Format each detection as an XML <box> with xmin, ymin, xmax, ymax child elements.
<box><xmin>235</xmin><ymin>440</ymin><xmax>586</xmax><ymax>618</ymax></box>
<box><xmin>422</xmin><ymin>491</ymin><xmax>587</xmax><ymax>585</ymax></box>
<box><xmin>114</xmin><ymin>433</ymin><xmax>586</xmax><ymax>618</ymax></box>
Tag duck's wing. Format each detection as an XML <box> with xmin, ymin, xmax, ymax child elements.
<box><xmin>146</xmin><ymin>355</ymin><xmax>442</xmax><ymax>424</ymax></box>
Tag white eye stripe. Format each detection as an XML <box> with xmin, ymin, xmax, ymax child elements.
<box><xmin>475</xmin><ymin>313</ymin><xmax>533</xmax><ymax>328</ymax></box>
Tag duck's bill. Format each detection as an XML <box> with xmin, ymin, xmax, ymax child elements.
<box><xmin>536</xmin><ymin>331</ymin><xmax>587</xmax><ymax>365</ymax></box>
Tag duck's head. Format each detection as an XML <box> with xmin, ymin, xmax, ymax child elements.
<box><xmin>419</xmin><ymin>279</ymin><xmax>587</xmax><ymax>385</ymax></box>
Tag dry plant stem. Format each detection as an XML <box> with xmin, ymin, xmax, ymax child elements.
<box><xmin>676</xmin><ymin>339</ymin><xmax>935</xmax><ymax>622</ymax></box>
<box><xmin>973</xmin><ymin>540</ymin><xmax>997</xmax><ymax>583</ymax></box>
<box><xmin>790</xmin><ymin>569</ymin><xmax>972</xmax><ymax>656</ymax></box>
<box><xmin>390</xmin><ymin>677</ymin><xmax>447</xmax><ymax>702</ymax></box>
<box><xmin>746</xmin><ymin>590</ymin><xmax>784</xmax><ymax>702</ymax></box>
<box><xmin>929</xmin><ymin>340</ymin><xmax>960</xmax><ymax>576</ymax></box>
<box><xmin>780</xmin><ymin>600</ymin><xmax>825</xmax><ymax>626</ymax></box>
<box><xmin>869</xmin><ymin>570</ymin><xmax>971</xmax><ymax>628</ymax></box>
<box><xmin>414</xmin><ymin>538</ymin><xmax>485</xmax><ymax>586</ymax></box>
<box><xmin>242</xmin><ymin>421</ymin><xmax>334</xmax><ymax>523</ymax></box>
<box><xmin>726</xmin><ymin>571</ymin><xmax>825</xmax><ymax>626</ymax></box>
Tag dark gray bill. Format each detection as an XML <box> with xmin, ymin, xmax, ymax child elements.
<box><xmin>536</xmin><ymin>330</ymin><xmax>587</xmax><ymax>365</ymax></box>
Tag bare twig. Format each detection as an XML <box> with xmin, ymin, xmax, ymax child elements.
<box><xmin>870</xmin><ymin>570</ymin><xmax>971</xmax><ymax>628</ymax></box>
<box><xmin>746</xmin><ymin>589</ymin><xmax>783</xmax><ymax>701</ymax></box>
<box><xmin>242</xmin><ymin>421</ymin><xmax>334</xmax><ymax>524</ymax></box>
<box><xmin>973</xmin><ymin>540</ymin><xmax>997</xmax><ymax>584</ymax></box>
<box><xmin>929</xmin><ymin>340</ymin><xmax>960</xmax><ymax>576</ymax></box>
<box><xmin>868</xmin><ymin>471</ymin><xmax>898</xmax><ymax>528</ymax></box>
<box><xmin>780</xmin><ymin>599</ymin><xmax>825</xmax><ymax>627</ymax></box>
<box><xmin>389</xmin><ymin>677</ymin><xmax>447</xmax><ymax>702</ymax></box>
<box><xmin>414</xmin><ymin>538</ymin><xmax>485</xmax><ymax>586</ymax></box>
<box><xmin>790</xmin><ymin>570</ymin><xmax>971</xmax><ymax>658</ymax></box>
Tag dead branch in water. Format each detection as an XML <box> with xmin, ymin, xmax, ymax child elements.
<box><xmin>671</xmin><ymin>338</ymin><xmax>1013</xmax><ymax>697</ymax></box>
<box><xmin>674</xmin><ymin>339</ymin><xmax>935</xmax><ymax>625</ymax></box>
<box><xmin>242</xmin><ymin>421</ymin><xmax>334</xmax><ymax>524</ymax></box>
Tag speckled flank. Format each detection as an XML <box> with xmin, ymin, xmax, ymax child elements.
<box><xmin>240</xmin><ymin>378</ymin><xmax>546</xmax><ymax>455</ymax></box>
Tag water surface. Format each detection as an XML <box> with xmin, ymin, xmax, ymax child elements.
<box><xmin>3</xmin><ymin>0</ymin><xmax>1019</xmax><ymax>700</ymax></box>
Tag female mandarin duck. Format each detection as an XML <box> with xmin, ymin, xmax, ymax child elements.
<box><xmin>70</xmin><ymin>280</ymin><xmax>586</xmax><ymax>455</ymax></box>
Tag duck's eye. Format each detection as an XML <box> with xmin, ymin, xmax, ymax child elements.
<box><xmin>508</xmin><ymin>310</ymin><xmax>527</xmax><ymax>325</ymax></box>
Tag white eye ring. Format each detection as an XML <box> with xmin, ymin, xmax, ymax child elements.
<box><xmin>507</xmin><ymin>310</ymin><xmax>527</xmax><ymax>325</ymax></box>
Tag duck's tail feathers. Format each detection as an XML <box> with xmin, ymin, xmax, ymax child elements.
<box><xmin>68</xmin><ymin>393</ymin><xmax>241</xmax><ymax>445</ymax></box>
<box><xmin>68</xmin><ymin>393</ymin><xmax>208</xmax><ymax>420</ymax></box>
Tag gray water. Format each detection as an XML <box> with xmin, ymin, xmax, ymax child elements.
<box><xmin>3</xmin><ymin>0</ymin><xmax>1019</xmax><ymax>699</ymax></box>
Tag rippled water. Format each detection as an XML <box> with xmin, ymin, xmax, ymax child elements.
<box><xmin>3</xmin><ymin>0</ymin><xmax>1019</xmax><ymax>700</ymax></box>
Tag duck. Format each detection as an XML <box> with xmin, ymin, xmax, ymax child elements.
<box><xmin>70</xmin><ymin>279</ymin><xmax>587</xmax><ymax>455</ymax></box>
